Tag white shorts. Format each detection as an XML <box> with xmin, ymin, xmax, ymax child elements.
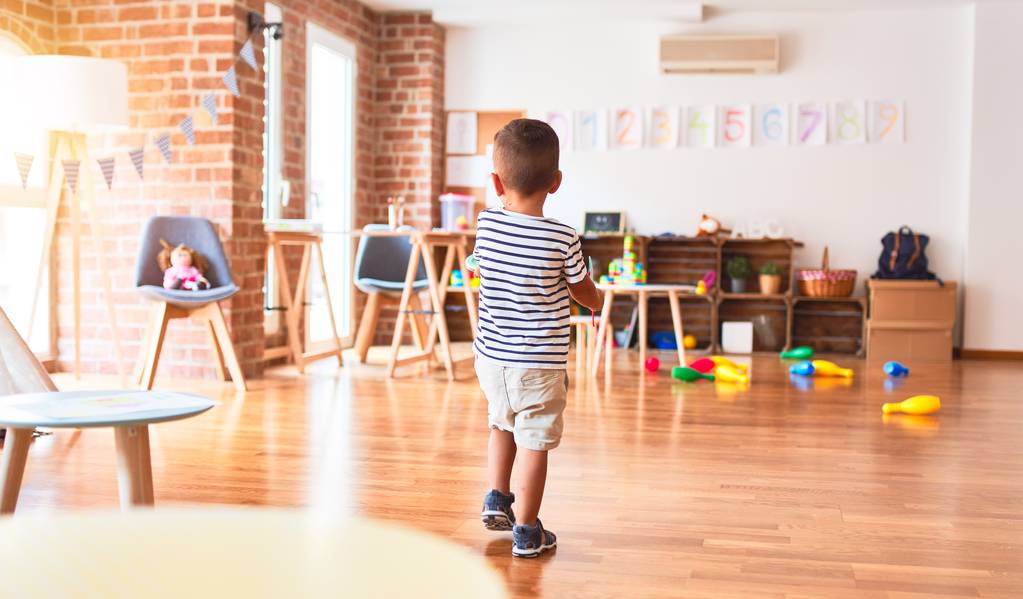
<box><xmin>475</xmin><ymin>357</ymin><xmax>568</xmax><ymax>451</ymax></box>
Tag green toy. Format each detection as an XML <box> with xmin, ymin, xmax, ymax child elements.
<box><xmin>780</xmin><ymin>345</ymin><xmax>814</xmax><ymax>360</ymax></box>
<box><xmin>671</xmin><ymin>366</ymin><xmax>715</xmax><ymax>382</ymax></box>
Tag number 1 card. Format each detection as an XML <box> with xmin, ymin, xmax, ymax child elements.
<box><xmin>574</xmin><ymin>110</ymin><xmax>608</xmax><ymax>151</ymax></box>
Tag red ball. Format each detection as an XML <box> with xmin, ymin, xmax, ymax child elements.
<box><xmin>644</xmin><ymin>357</ymin><xmax>660</xmax><ymax>373</ymax></box>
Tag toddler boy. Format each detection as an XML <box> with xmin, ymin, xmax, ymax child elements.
<box><xmin>473</xmin><ymin>119</ymin><xmax>603</xmax><ymax>557</ymax></box>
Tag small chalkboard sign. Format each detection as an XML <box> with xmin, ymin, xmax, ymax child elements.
<box><xmin>583</xmin><ymin>211</ymin><xmax>625</xmax><ymax>235</ymax></box>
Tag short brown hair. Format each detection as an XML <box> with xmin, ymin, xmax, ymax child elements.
<box><xmin>493</xmin><ymin>118</ymin><xmax>560</xmax><ymax>196</ymax></box>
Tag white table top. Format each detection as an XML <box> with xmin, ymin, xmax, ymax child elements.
<box><xmin>0</xmin><ymin>509</ymin><xmax>507</xmax><ymax>599</ymax></box>
<box><xmin>597</xmin><ymin>283</ymin><xmax>697</xmax><ymax>292</ymax></box>
<box><xmin>0</xmin><ymin>390</ymin><xmax>215</xmax><ymax>428</ymax></box>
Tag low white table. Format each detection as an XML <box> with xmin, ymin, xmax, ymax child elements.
<box><xmin>0</xmin><ymin>509</ymin><xmax>507</xmax><ymax>598</ymax></box>
<box><xmin>0</xmin><ymin>390</ymin><xmax>215</xmax><ymax>513</ymax></box>
<box><xmin>592</xmin><ymin>283</ymin><xmax>697</xmax><ymax>377</ymax></box>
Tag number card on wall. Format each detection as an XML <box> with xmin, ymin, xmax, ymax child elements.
<box><xmin>832</xmin><ymin>100</ymin><xmax>866</xmax><ymax>144</ymax></box>
<box><xmin>612</xmin><ymin>107</ymin><xmax>643</xmax><ymax>150</ymax></box>
<box><xmin>796</xmin><ymin>102</ymin><xmax>827</xmax><ymax>146</ymax></box>
<box><xmin>647</xmin><ymin>106</ymin><xmax>679</xmax><ymax>149</ymax></box>
<box><xmin>755</xmin><ymin>104</ymin><xmax>789</xmax><ymax>146</ymax></box>
<box><xmin>871</xmin><ymin>99</ymin><xmax>904</xmax><ymax>144</ymax></box>
<box><xmin>544</xmin><ymin>110</ymin><xmax>573</xmax><ymax>153</ymax></box>
<box><xmin>719</xmin><ymin>105</ymin><xmax>752</xmax><ymax>148</ymax></box>
<box><xmin>686</xmin><ymin>105</ymin><xmax>716</xmax><ymax>148</ymax></box>
<box><xmin>574</xmin><ymin>110</ymin><xmax>608</xmax><ymax>151</ymax></box>
<box><xmin>446</xmin><ymin>111</ymin><xmax>477</xmax><ymax>155</ymax></box>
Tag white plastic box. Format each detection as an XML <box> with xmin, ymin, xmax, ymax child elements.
<box><xmin>439</xmin><ymin>193</ymin><xmax>475</xmax><ymax>231</ymax></box>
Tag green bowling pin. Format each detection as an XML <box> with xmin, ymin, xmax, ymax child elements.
<box><xmin>779</xmin><ymin>345</ymin><xmax>814</xmax><ymax>360</ymax></box>
<box><xmin>671</xmin><ymin>366</ymin><xmax>715</xmax><ymax>382</ymax></box>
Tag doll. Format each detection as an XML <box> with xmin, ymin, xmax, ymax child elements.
<box><xmin>158</xmin><ymin>239</ymin><xmax>211</xmax><ymax>291</ymax></box>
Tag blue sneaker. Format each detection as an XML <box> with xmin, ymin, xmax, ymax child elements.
<box><xmin>512</xmin><ymin>519</ymin><xmax>557</xmax><ymax>558</ymax></box>
<box><xmin>481</xmin><ymin>489</ymin><xmax>516</xmax><ymax>531</ymax></box>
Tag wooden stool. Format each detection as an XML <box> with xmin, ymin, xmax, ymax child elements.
<box><xmin>570</xmin><ymin>315</ymin><xmax>597</xmax><ymax>372</ymax></box>
<box><xmin>388</xmin><ymin>232</ymin><xmax>477</xmax><ymax>381</ymax></box>
<box><xmin>263</xmin><ymin>230</ymin><xmax>344</xmax><ymax>373</ymax></box>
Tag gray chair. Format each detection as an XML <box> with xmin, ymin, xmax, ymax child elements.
<box><xmin>352</xmin><ymin>225</ymin><xmax>430</xmax><ymax>362</ymax></box>
<box><xmin>134</xmin><ymin>216</ymin><xmax>246</xmax><ymax>392</ymax></box>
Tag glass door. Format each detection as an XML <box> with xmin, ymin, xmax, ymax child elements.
<box><xmin>305</xmin><ymin>23</ymin><xmax>356</xmax><ymax>345</ymax></box>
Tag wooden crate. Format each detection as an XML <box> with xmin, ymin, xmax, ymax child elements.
<box><xmin>718</xmin><ymin>298</ymin><xmax>789</xmax><ymax>352</ymax></box>
<box><xmin>646</xmin><ymin>236</ymin><xmax>718</xmax><ymax>285</ymax></box>
<box><xmin>720</xmin><ymin>238</ymin><xmax>798</xmax><ymax>295</ymax></box>
<box><xmin>791</xmin><ymin>297</ymin><xmax>866</xmax><ymax>356</ymax></box>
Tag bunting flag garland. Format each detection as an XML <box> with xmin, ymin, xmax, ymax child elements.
<box><xmin>129</xmin><ymin>148</ymin><xmax>145</xmax><ymax>180</ymax></box>
<box><xmin>180</xmin><ymin>115</ymin><xmax>196</xmax><ymax>145</ymax></box>
<box><xmin>202</xmin><ymin>93</ymin><xmax>218</xmax><ymax>125</ymax></box>
<box><xmin>14</xmin><ymin>153</ymin><xmax>33</xmax><ymax>189</ymax></box>
<box><xmin>223</xmin><ymin>65</ymin><xmax>240</xmax><ymax>97</ymax></box>
<box><xmin>62</xmin><ymin>160</ymin><xmax>81</xmax><ymax>194</ymax></box>
<box><xmin>155</xmin><ymin>134</ymin><xmax>173</xmax><ymax>163</ymax></box>
<box><xmin>240</xmin><ymin>39</ymin><xmax>257</xmax><ymax>70</ymax></box>
<box><xmin>97</xmin><ymin>157</ymin><xmax>116</xmax><ymax>189</ymax></box>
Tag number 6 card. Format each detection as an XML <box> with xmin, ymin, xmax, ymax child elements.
<box><xmin>755</xmin><ymin>104</ymin><xmax>789</xmax><ymax>146</ymax></box>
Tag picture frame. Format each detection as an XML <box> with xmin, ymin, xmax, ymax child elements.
<box><xmin>583</xmin><ymin>211</ymin><xmax>626</xmax><ymax>235</ymax></box>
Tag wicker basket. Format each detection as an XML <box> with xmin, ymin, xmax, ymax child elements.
<box><xmin>797</xmin><ymin>247</ymin><xmax>857</xmax><ymax>297</ymax></box>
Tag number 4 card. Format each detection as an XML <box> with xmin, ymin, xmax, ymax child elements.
<box><xmin>718</xmin><ymin>105</ymin><xmax>752</xmax><ymax>148</ymax></box>
<box><xmin>796</xmin><ymin>102</ymin><xmax>827</xmax><ymax>146</ymax></box>
<box><xmin>685</xmin><ymin>105</ymin><xmax>716</xmax><ymax>149</ymax></box>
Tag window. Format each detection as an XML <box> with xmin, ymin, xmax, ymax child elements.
<box><xmin>0</xmin><ymin>34</ymin><xmax>51</xmax><ymax>355</ymax></box>
<box><xmin>262</xmin><ymin>2</ymin><xmax>285</xmax><ymax>333</ymax></box>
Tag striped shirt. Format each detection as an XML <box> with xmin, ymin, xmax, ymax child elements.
<box><xmin>472</xmin><ymin>208</ymin><xmax>587</xmax><ymax>369</ymax></box>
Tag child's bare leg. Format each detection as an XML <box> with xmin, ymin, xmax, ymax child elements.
<box><xmin>488</xmin><ymin>429</ymin><xmax>516</xmax><ymax>494</ymax></box>
<box><xmin>516</xmin><ymin>448</ymin><xmax>548</xmax><ymax>526</ymax></box>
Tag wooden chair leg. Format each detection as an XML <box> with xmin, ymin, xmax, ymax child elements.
<box><xmin>140</xmin><ymin>302</ymin><xmax>171</xmax><ymax>390</ymax></box>
<box><xmin>354</xmin><ymin>292</ymin><xmax>381</xmax><ymax>363</ymax></box>
<box><xmin>0</xmin><ymin>428</ymin><xmax>33</xmax><ymax>515</ymax></box>
<box><xmin>114</xmin><ymin>425</ymin><xmax>154</xmax><ymax>508</ymax></box>
<box><xmin>207</xmin><ymin>303</ymin><xmax>247</xmax><ymax>393</ymax></box>
<box><xmin>409</xmin><ymin>293</ymin><xmax>430</xmax><ymax>351</ymax></box>
<box><xmin>134</xmin><ymin>304</ymin><xmax>158</xmax><ymax>385</ymax></box>
<box><xmin>207</xmin><ymin>320</ymin><xmax>227</xmax><ymax>381</ymax></box>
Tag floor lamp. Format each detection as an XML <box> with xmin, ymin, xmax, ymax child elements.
<box><xmin>8</xmin><ymin>56</ymin><xmax>129</xmax><ymax>378</ymax></box>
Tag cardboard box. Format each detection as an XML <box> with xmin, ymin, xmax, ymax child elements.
<box><xmin>867</xmin><ymin>280</ymin><xmax>957</xmax><ymax>361</ymax></box>
<box><xmin>868</xmin><ymin>280</ymin><xmax>956</xmax><ymax>324</ymax></box>
<box><xmin>867</xmin><ymin>325</ymin><xmax>953</xmax><ymax>361</ymax></box>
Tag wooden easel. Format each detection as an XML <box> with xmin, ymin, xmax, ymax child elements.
<box><xmin>262</xmin><ymin>230</ymin><xmax>344</xmax><ymax>373</ymax></box>
<box><xmin>27</xmin><ymin>131</ymin><xmax>124</xmax><ymax>378</ymax></box>
<box><xmin>387</xmin><ymin>231</ymin><xmax>477</xmax><ymax>381</ymax></box>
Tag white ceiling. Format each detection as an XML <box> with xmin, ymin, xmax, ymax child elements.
<box><xmin>364</xmin><ymin>0</ymin><xmax>985</xmax><ymax>19</ymax></box>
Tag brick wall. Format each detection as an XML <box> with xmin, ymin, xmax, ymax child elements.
<box><xmin>0</xmin><ymin>1</ymin><xmax>446</xmax><ymax>379</ymax></box>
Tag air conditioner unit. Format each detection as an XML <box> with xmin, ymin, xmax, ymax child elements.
<box><xmin>660</xmin><ymin>35</ymin><xmax>779</xmax><ymax>74</ymax></box>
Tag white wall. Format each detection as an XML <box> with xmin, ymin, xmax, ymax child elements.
<box><xmin>446</xmin><ymin>8</ymin><xmax>973</xmax><ymax>287</ymax></box>
<box><xmin>963</xmin><ymin>2</ymin><xmax>1023</xmax><ymax>351</ymax></box>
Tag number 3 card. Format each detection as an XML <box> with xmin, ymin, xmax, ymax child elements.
<box><xmin>647</xmin><ymin>106</ymin><xmax>679</xmax><ymax>149</ymax></box>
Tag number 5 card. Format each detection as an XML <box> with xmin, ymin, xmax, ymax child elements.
<box><xmin>718</xmin><ymin>105</ymin><xmax>752</xmax><ymax>148</ymax></box>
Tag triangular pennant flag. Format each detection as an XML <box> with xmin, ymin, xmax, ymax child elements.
<box><xmin>155</xmin><ymin>134</ymin><xmax>172</xmax><ymax>163</ymax></box>
<box><xmin>222</xmin><ymin>65</ymin><xmax>240</xmax><ymax>97</ymax></box>
<box><xmin>14</xmin><ymin>153</ymin><xmax>33</xmax><ymax>189</ymax></box>
<box><xmin>129</xmin><ymin>148</ymin><xmax>145</xmax><ymax>180</ymax></box>
<box><xmin>202</xmin><ymin>93</ymin><xmax>218</xmax><ymax>125</ymax></box>
<box><xmin>62</xmin><ymin>160</ymin><xmax>80</xmax><ymax>195</ymax></box>
<box><xmin>96</xmin><ymin>157</ymin><xmax>115</xmax><ymax>190</ymax></box>
<box><xmin>239</xmin><ymin>39</ymin><xmax>257</xmax><ymax>70</ymax></box>
<box><xmin>179</xmin><ymin>115</ymin><xmax>195</xmax><ymax>145</ymax></box>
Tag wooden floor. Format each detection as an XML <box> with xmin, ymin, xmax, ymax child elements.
<box><xmin>9</xmin><ymin>347</ymin><xmax>1023</xmax><ymax>598</ymax></box>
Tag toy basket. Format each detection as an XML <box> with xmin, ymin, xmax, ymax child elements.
<box><xmin>796</xmin><ymin>247</ymin><xmax>856</xmax><ymax>297</ymax></box>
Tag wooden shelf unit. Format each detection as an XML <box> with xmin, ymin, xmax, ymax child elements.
<box><xmin>580</xmin><ymin>234</ymin><xmax>866</xmax><ymax>355</ymax></box>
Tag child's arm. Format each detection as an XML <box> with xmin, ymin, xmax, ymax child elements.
<box><xmin>568</xmin><ymin>277</ymin><xmax>603</xmax><ymax>312</ymax></box>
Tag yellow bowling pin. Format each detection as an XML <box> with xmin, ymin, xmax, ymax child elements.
<box><xmin>810</xmin><ymin>359</ymin><xmax>853</xmax><ymax>378</ymax></box>
<box><xmin>714</xmin><ymin>364</ymin><xmax>749</xmax><ymax>385</ymax></box>
<box><xmin>709</xmin><ymin>356</ymin><xmax>748</xmax><ymax>374</ymax></box>
<box><xmin>882</xmin><ymin>395</ymin><xmax>941</xmax><ymax>415</ymax></box>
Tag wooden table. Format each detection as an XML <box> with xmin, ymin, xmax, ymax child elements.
<box><xmin>0</xmin><ymin>509</ymin><xmax>507</xmax><ymax>598</ymax></box>
<box><xmin>0</xmin><ymin>390</ymin><xmax>215</xmax><ymax>513</ymax></box>
<box><xmin>263</xmin><ymin>229</ymin><xmax>344</xmax><ymax>373</ymax></box>
<box><xmin>387</xmin><ymin>230</ymin><xmax>478</xmax><ymax>381</ymax></box>
<box><xmin>591</xmin><ymin>283</ymin><xmax>696</xmax><ymax>377</ymax></box>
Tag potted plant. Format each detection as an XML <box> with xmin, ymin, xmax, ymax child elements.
<box><xmin>725</xmin><ymin>256</ymin><xmax>751</xmax><ymax>293</ymax></box>
<box><xmin>759</xmin><ymin>262</ymin><xmax>783</xmax><ymax>295</ymax></box>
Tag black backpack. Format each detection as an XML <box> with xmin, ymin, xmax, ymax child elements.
<box><xmin>873</xmin><ymin>226</ymin><xmax>938</xmax><ymax>281</ymax></box>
